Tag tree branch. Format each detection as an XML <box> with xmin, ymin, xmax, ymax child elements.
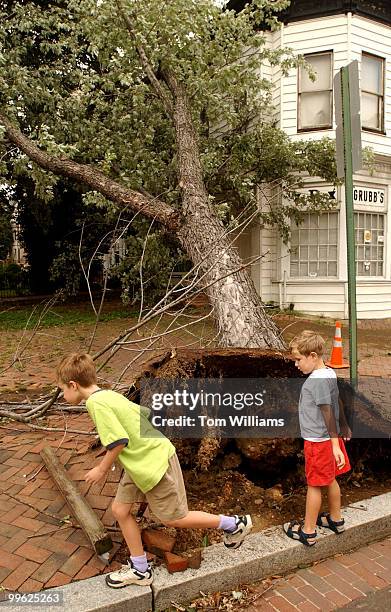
<box><xmin>0</xmin><ymin>113</ymin><xmax>181</xmax><ymax>232</ymax></box>
<box><xmin>115</xmin><ymin>0</ymin><xmax>174</xmax><ymax>118</ymax></box>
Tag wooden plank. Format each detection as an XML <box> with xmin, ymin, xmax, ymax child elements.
<box><xmin>40</xmin><ymin>446</ymin><xmax>112</xmax><ymax>556</ymax></box>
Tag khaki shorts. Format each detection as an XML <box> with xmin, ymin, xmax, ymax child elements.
<box><xmin>114</xmin><ymin>453</ymin><xmax>188</xmax><ymax>522</ymax></box>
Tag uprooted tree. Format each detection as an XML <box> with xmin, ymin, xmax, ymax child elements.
<box><xmin>0</xmin><ymin>0</ymin><xmax>338</xmax><ymax>350</ymax></box>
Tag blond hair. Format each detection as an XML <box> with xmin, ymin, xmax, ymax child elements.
<box><xmin>56</xmin><ymin>353</ymin><xmax>97</xmax><ymax>387</ymax></box>
<box><xmin>290</xmin><ymin>330</ymin><xmax>325</xmax><ymax>357</ymax></box>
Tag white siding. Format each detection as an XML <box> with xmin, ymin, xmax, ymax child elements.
<box><xmin>356</xmin><ymin>282</ymin><xmax>391</xmax><ymax>318</ymax></box>
<box><xmin>350</xmin><ymin>16</ymin><xmax>391</xmax><ymax>156</ymax></box>
<box><xmin>282</xmin><ymin>281</ymin><xmax>345</xmax><ymax>317</ymax></box>
<box><xmin>278</xmin><ymin>15</ymin><xmax>349</xmax><ymax>137</ymax></box>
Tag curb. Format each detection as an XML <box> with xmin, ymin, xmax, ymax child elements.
<box><xmin>3</xmin><ymin>492</ymin><xmax>390</xmax><ymax>612</ymax></box>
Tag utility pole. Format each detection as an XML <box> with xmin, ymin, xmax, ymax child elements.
<box><xmin>334</xmin><ymin>60</ymin><xmax>362</xmax><ymax>386</ymax></box>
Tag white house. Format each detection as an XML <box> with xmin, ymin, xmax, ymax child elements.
<box><xmin>228</xmin><ymin>0</ymin><xmax>391</xmax><ymax>319</ymax></box>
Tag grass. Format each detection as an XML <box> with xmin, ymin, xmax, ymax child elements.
<box><xmin>0</xmin><ymin>305</ymin><xmax>137</xmax><ymax>330</ymax></box>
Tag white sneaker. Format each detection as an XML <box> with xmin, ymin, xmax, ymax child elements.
<box><xmin>223</xmin><ymin>515</ymin><xmax>253</xmax><ymax>549</ymax></box>
<box><xmin>105</xmin><ymin>559</ymin><xmax>153</xmax><ymax>588</ymax></box>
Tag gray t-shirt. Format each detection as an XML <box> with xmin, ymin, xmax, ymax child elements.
<box><xmin>299</xmin><ymin>367</ymin><xmax>340</xmax><ymax>441</ymax></box>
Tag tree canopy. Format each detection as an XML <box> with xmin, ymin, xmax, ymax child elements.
<box><xmin>0</xmin><ymin>0</ymin><xmax>339</xmax><ymax>347</ymax></box>
<box><xmin>0</xmin><ymin>0</ymin><xmax>337</xmax><ymax>237</ymax></box>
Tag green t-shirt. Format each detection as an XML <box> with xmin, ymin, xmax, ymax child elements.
<box><xmin>86</xmin><ymin>389</ymin><xmax>175</xmax><ymax>493</ymax></box>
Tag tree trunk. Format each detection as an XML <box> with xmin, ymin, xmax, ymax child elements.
<box><xmin>167</xmin><ymin>75</ymin><xmax>285</xmax><ymax>349</ymax></box>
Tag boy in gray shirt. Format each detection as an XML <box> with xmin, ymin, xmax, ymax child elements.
<box><xmin>284</xmin><ymin>331</ymin><xmax>351</xmax><ymax>546</ymax></box>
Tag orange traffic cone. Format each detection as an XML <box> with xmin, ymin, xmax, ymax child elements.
<box><xmin>326</xmin><ymin>321</ymin><xmax>349</xmax><ymax>368</ymax></box>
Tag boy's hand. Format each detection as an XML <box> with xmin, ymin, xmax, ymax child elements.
<box><xmin>333</xmin><ymin>447</ymin><xmax>346</xmax><ymax>469</ymax></box>
<box><xmin>85</xmin><ymin>465</ymin><xmax>107</xmax><ymax>485</ymax></box>
<box><xmin>340</xmin><ymin>425</ymin><xmax>352</xmax><ymax>441</ymax></box>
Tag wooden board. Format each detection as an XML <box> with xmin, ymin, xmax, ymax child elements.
<box><xmin>41</xmin><ymin>446</ymin><xmax>112</xmax><ymax>555</ymax></box>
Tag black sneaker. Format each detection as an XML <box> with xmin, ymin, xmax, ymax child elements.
<box><xmin>223</xmin><ymin>515</ymin><xmax>253</xmax><ymax>549</ymax></box>
<box><xmin>105</xmin><ymin>559</ymin><xmax>153</xmax><ymax>588</ymax></box>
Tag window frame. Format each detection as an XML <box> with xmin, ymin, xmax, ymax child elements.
<box><xmin>297</xmin><ymin>50</ymin><xmax>334</xmax><ymax>132</ymax></box>
<box><xmin>361</xmin><ymin>51</ymin><xmax>385</xmax><ymax>134</ymax></box>
<box><xmin>289</xmin><ymin>211</ymin><xmax>339</xmax><ymax>280</ymax></box>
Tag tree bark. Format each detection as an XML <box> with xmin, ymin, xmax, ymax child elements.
<box><xmin>165</xmin><ymin>73</ymin><xmax>285</xmax><ymax>349</ymax></box>
<box><xmin>1</xmin><ymin>111</ymin><xmax>285</xmax><ymax>349</ymax></box>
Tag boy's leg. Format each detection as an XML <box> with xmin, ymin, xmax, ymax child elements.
<box><xmin>111</xmin><ymin>500</ymin><xmax>144</xmax><ymax>556</ymax></box>
<box><xmin>107</xmin><ymin>500</ymin><xmax>153</xmax><ymax>588</ymax></box>
<box><xmin>303</xmin><ymin>485</ymin><xmax>322</xmax><ymax>534</ymax></box>
<box><xmin>164</xmin><ymin>512</ymin><xmax>252</xmax><ymax>549</ymax></box>
<box><xmin>327</xmin><ymin>478</ymin><xmax>342</xmax><ymax>521</ymax></box>
<box><xmin>164</xmin><ymin>511</ymin><xmax>219</xmax><ymax>529</ymax></box>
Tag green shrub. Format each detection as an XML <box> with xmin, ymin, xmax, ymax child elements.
<box><xmin>0</xmin><ymin>263</ymin><xmax>30</xmax><ymax>294</ymax></box>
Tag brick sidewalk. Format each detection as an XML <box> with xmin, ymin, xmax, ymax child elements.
<box><xmin>0</xmin><ymin>413</ymin><xmax>123</xmax><ymax>592</ymax></box>
<box><xmin>242</xmin><ymin>537</ymin><xmax>391</xmax><ymax>612</ymax></box>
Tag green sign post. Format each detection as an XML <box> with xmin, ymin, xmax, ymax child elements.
<box><xmin>334</xmin><ymin>61</ymin><xmax>362</xmax><ymax>386</ymax></box>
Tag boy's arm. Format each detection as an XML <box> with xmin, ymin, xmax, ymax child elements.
<box><xmin>338</xmin><ymin>397</ymin><xmax>352</xmax><ymax>441</ymax></box>
<box><xmin>319</xmin><ymin>404</ymin><xmax>345</xmax><ymax>468</ymax></box>
<box><xmin>85</xmin><ymin>443</ymin><xmax>126</xmax><ymax>485</ymax></box>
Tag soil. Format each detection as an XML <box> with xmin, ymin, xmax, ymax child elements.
<box><xmin>116</xmin><ymin>465</ymin><xmax>391</xmax><ymax>566</ymax></box>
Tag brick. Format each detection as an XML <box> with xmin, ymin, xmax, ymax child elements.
<box><xmin>0</xmin><ymin>521</ymin><xmax>21</xmax><ymax>539</ymax></box>
<box><xmin>2</xmin><ymin>530</ymin><xmax>31</xmax><ymax>553</ymax></box>
<box><xmin>30</xmin><ymin>488</ymin><xmax>59</xmax><ymax>501</ymax></box>
<box><xmin>164</xmin><ymin>552</ymin><xmax>188</xmax><ymax>574</ymax></box>
<box><xmin>67</xmin><ymin>530</ymin><xmax>90</xmax><ymax>546</ymax></box>
<box><xmin>275</xmin><ymin>585</ymin><xmax>306</xmax><ymax>605</ymax></box>
<box><xmin>348</xmin><ymin>563</ymin><xmax>388</xmax><ymax>589</ymax></box>
<box><xmin>0</xmin><ymin>466</ymin><xmax>20</xmax><ymax>481</ymax></box>
<box><xmin>0</xmin><ymin>506</ymin><xmax>26</xmax><ymax>524</ymax></box>
<box><xmin>298</xmin><ymin>585</ymin><xmax>335</xmax><ymax>611</ymax></box>
<box><xmin>44</xmin><ymin>571</ymin><xmax>72</xmax><ymax>588</ymax></box>
<box><xmin>15</xmin><ymin>542</ymin><xmax>53</xmax><ymax>564</ymax></box>
<box><xmin>85</xmin><ymin>495</ymin><xmax>112</xmax><ymax>511</ymax></box>
<box><xmin>335</xmin><ymin>553</ymin><xmax>359</xmax><ymax>567</ymax></box>
<box><xmin>23</xmin><ymin>508</ymin><xmax>39</xmax><ymax>519</ymax></box>
<box><xmin>74</xmin><ymin>565</ymin><xmax>99</xmax><ymax>580</ymax></box>
<box><xmin>309</xmin><ymin>563</ymin><xmax>332</xmax><ymax>577</ymax></box>
<box><xmin>287</xmin><ymin>574</ymin><xmax>308</xmax><ymax>589</ymax></box>
<box><xmin>0</xmin><ymin>566</ymin><xmax>12</xmax><ymax>581</ymax></box>
<box><xmin>17</xmin><ymin>480</ymin><xmax>44</xmax><ymax>497</ymax></box>
<box><xmin>142</xmin><ymin>529</ymin><xmax>175</xmax><ymax>556</ymax></box>
<box><xmin>60</xmin><ymin>547</ymin><xmax>94</xmax><ymax>577</ymax></box>
<box><xmin>19</xmin><ymin>453</ymin><xmax>43</xmax><ymax>464</ymax></box>
<box><xmin>0</xmin><ymin>498</ymin><xmax>15</xmax><ymax>512</ymax></box>
<box><xmin>12</xmin><ymin>516</ymin><xmax>45</xmax><ymax>533</ymax></box>
<box><xmin>31</xmin><ymin>536</ymin><xmax>79</xmax><ymax>556</ymax></box>
<box><xmin>297</xmin><ymin>601</ymin><xmax>322</xmax><ymax>612</ymax></box>
<box><xmin>0</xmin><ymin>549</ymin><xmax>25</xmax><ymax>570</ymax></box>
<box><xmin>324</xmin><ymin>590</ymin><xmax>351</xmax><ymax>607</ymax></box>
<box><xmin>101</xmin><ymin>507</ymin><xmax>115</xmax><ymax>527</ymax></box>
<box><xmin>267</xmin><ymin>595</ymin><xmax>298</xmax><ymax>611</ymax></box>
<box><xmin>322</xmin><ymin>573</ymin><xmax>368</xmax><ymax>599</ymax></box>
<box><xmin>358</xmin><ymin>545</ymin><xmax>382</xmax><ymax>560</ymax></box>
<box><xmin>2</xmin><ymin>560</ymin><xmax>40</xmax><ymax>590</ymax></box>
<box><xmin>297</xmin><ymin>569</ymin><xmax>330</xmax><ymax>594</ymax></box>
<box><xmin>4</xmin><ymin>458</ymin><xmax>27</xmax><ymax>468</ymax></box>
<box><xmin>31</xmin><ymin>552</ymin><xmax>69</xmax><ymax>583</ymax></box>
<box><xmin>101</xmin><ymin>483</ymin><xmax>119</xmax><ymax>497</ymax></box>
<box><xmin>52</xmin><ymin>527</ymin><xmax>75</xmax><ymax>540</ymax></box>
<box><xmin>19</xmin><ymin>577</ymin><xmax>44</xmax><ymax>592</ymax></box>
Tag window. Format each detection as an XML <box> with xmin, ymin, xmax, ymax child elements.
<box><xmin>361</xmin><ymin>53</ymin><xmax>384</xmax><ymax>132</ymax></box>
<box><xmin>355</xmin><ymin>213</ymin><xmax>385</xmax><ymax>276</ymax></box>
<box><xmin>298</xmin><ymin>52</ymin><xmax>333</xmax><ymax>131</ymax></box>
<box><xmin>290</xmin><ymin>212</ymin><xmax>338</xmax><ymax>278</ymax></box>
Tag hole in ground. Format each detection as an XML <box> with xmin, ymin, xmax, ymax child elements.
<box><xmin>115</xmin><ymin>349</ymin><xmax>391</xmax><ymax>561</ymax></box>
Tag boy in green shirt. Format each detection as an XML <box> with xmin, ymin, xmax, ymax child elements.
<box><xmin>56</xmin><ymin>353</ymin><xmax>252</xmax><ymax>588</ymax></box>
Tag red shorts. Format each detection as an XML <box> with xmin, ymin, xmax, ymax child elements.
<box><xmin>304</xmin><ymin>438</ymin><xmax>351</xmax><ymax>487</ymax></box>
